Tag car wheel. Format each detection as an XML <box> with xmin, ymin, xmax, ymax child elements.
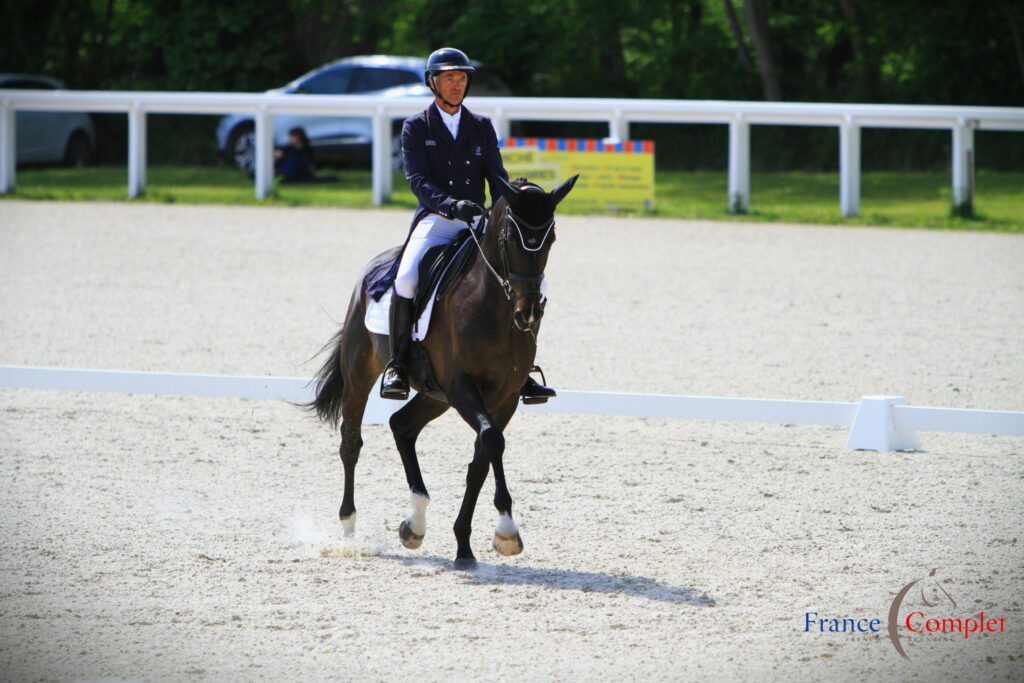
<box><xmin>63</xmin><ymin>132</ymin><xmax>92</xmax><ymax>167</ymax></box>
<box><xmin>227</xmin><ymin>124</ymin><xmax>256</xmax><ymax>174</ymax></box>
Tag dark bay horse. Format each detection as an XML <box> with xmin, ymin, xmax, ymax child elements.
<box><xmin>309</xmin><ymin>174</ymin><xmax>578</xmax><ymax>569</ymax></box>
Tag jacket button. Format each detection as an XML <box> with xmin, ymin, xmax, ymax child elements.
<box><xmin>449</xmin><ymin>181</ymin><xmax>453</xmax><ymax>185</ymax></box>
<box><xmin>465</xmin><ymin>179</ymin><xmax>470</xmax><ymax>184</ymax></box>
<box><xmin>465</xmin><ymin>160</ymin><xmax>470</xmax><ymax>166</ymax></box>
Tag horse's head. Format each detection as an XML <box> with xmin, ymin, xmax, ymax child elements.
<box><xmin>493</xmin><ymin>174</ymin><xmax>579</xmax><ymax>333</ymax></box>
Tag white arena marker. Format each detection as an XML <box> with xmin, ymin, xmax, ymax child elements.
<box><xmin>844</xmin><ymin>396</ymin><xmax>921</xmax><ymax>452</ymax></box>
<box><xmin>0</xmin><ymin>366</ymin><xmax>313</xmax><ymax>402</ymax></box>
<box><xmin>2</xmin><ymin>366</ymin><xmax>1023</xmax><ymax>453</ymax></box>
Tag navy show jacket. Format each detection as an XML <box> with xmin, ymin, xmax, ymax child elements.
<box><xmin>403</xmin><ymin>101</ymin><xmax>509</xmax><ymax>222</ymax></box>
<box><xmin>365</xmin><ymin>101</ymin><xmax>509</xmax><ymax>300</ymax></box>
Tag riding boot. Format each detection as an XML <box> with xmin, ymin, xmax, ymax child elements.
<box><xmin>520</xmin><ymin>366</ymin><xmax>556</xmax><ymax>405</ymax></box>
<box><xmin>380</xmin><ymin>295</ymin><xmax>414</xmax><ymax>400</ymax></box>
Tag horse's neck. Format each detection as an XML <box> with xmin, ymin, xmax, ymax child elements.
<box><xmin>472</xmin><ymin>218</ymin><xmax>505</xmax><ymax>298</ymax></box>
<box><xmin>460</xmin><ymin>207</ymin><xmax>509</xmax><ymax>310</ymax></box>
<box><xmin>481</xmin><ymin>202</ymin><xmax>505</xmax><ymax>260</ymax></box>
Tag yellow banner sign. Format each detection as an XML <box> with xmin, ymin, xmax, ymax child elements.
<box><xmin>500</xmin><ymin>138</ymin><xmax>655</xmax><ymax>211</ymax></box>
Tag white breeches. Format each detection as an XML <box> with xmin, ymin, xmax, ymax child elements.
<box><xmin>394</xmin><ymin>213</ymin><xmax>478</xmax><ymax>299</ymax></box>
<box><xmin>393</xmin><ymin>212</ymin><xmax>549</xmax><ymax>300</ymax></box>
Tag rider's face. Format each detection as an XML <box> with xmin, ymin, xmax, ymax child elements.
<box><xmin>434</xmin><ymin>70</ymin><xmax>468</xmax><ymax>110</ymax></box>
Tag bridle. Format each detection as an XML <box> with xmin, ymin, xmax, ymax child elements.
<box><xmin>465</xmin><ymin>203</ymin><xmax>555</xmax><ymax>306</ymax></box>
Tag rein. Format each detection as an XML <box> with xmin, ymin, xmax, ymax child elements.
<box><xmin>466</xmin><ymin>212</ymin><xmax>515</xmax><ymax>301</ymax></box>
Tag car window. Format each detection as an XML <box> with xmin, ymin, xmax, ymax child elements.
<box><xmin>0</xmin><ymin>79</ymin><xmax>55</xmax><ymax>90</ymax></box>
<box><xmin>396</xmin><ymin>70</ymin><xmax>421</xmax><ymax>86</ymax></box>
<box><xmin>297</xmin><ymin>66</ymin><xmax>353</xmax><ymax>94</ymax></box>
<box><xmin>349</xmin><ymin>67</ymin><xmax>417</xmax><ymax>93</ymax></box>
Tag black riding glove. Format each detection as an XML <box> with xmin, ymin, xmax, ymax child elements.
<box><xmin>453</xmin><ymin>200</ymin><xmax>483</xmax><ymax>223</ymax></box>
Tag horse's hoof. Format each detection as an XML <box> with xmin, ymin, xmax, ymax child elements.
<box><xmin>399</xmin><ymin>519</ymin><xmax>424</xmax><ymax>549</ymax></box>
<box><xmin>492</xmin><ymin>531</ymin><xmax>524</xmax><ymax>556</ymax></box>
<box><xmin>453</xmin><ymin>556</ymin><xmax>478</xmax><ymax>571</ymax></box>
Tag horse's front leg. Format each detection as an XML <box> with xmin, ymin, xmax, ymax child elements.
<box><xmin>448</xmin><ymin>381</ymin><xmax>522</xmax><ymax>569</ymax></box>
<box><xmin>390</xmin><ymin>393</ymin><xmax>449</xmax><ymax>549</ymax></box>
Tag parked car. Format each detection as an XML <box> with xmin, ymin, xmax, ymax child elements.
<box><xmin>215</xmin><ymin>55</ymin><xmax>512</xmax><ymax>173</ymax></box>
<box><xmin>0</xmin><ymin>74</ymin><xmax>95</xmax><ymax>167</ymax></box>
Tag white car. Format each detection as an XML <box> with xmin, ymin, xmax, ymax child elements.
<box><xmin>0</xmin><ymin>74</ymin><xmax>95</xmax><ymax>166</ymax></box>
<box><xmin>215</xmin><ymin>55</ymin><xmax>511</xmax><ymax>173</ymax></box>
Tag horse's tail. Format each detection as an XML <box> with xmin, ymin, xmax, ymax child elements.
<box><xmin>306</xmin><ymin>327</ymin><xmax>346</xmax><ymax>429</ymax></box>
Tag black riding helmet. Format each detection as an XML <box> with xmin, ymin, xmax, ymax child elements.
<box><xmin>424</xmin><ymin>47</ymin><xmax>476</xmax><ymax>96</ymax></box>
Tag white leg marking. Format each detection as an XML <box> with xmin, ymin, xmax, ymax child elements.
<box><xmin>340</xmin><ymin>513</ymin><xmax>357</xmax><ymax>538</ymax></box>
<box><xmin>495</xmin><ymin>513</ymin><xmax>518</xmax><ymax>536</ymax></box>
<box><xmin>408</xmin><ymin>492</ymin><xmax>429</xmax><ymax>536</ymax></box>
<box><xmin>492</xmin><ymin>513</ymin><xmax>523</xmax><ymax>556</ymax></box>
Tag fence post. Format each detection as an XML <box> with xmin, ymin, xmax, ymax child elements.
<box><xmin>0</xmin><ymin>99</ymin><xmax>14</xmax><ymax>194</ymax></box>
<box><xmin>728</xmin><ymin>116</ymin><xmax>750</xmax><ymax>214</ymax></box>
<box><xmin>128</xmin><ymin>102</ymin><xmax>147</xmax><ymax>198</ymax></box>
<box><xmin>608</xmin><ymin>109</ymin><xmax>628</xmax><ymax>142</ymax></box>
<box><xmin>371</xmin><ymin>107</ymin><xmax>392</xmax><ymax>205</ymax></box>
<box><xmin>839</xmin><ymin>116</ymin><xmax>861</xmax><ymax>217</ymax></box>
<box><xmin>253</xmin><ymin>105</ymin><xmax>274</xmax><ymax>200</ymax></box>
<box><xmin>952</xmin><ymin>119</ymin><xmax>976</xmax><ymax>217</ymax></box>
<box><xmin>492</xmin><ymin>108</ymin><xmax>510</xmax><ymax>140</ymax></box>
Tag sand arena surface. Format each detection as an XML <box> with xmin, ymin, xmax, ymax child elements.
<box><xmin>1</xmin><ymin>200</ymin><xmax>1022</xmax><ymax>681</ymax></box>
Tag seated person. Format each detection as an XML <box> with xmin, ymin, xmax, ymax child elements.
<box><xmin>275</xmin><ymin>127</ymin><xmax>315</xmax><ymax>183</ymax></box>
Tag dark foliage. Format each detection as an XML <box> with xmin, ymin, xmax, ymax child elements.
<box><xmin>3</xmin><ymin>0</ymin><xmax>1020</xmax><ymax>169</ymax></box>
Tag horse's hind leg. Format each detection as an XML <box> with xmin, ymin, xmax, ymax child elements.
<box><xmin>337</xmin><ymin>397</ymin><xmax>365</xmax><ymax>537</ymax></box>
<box><xmin>390</xmin><ymin>393</ymin><xmax>449</xmax><ymax>549</ymax></box>
<box><xmin>337</xmin><ymin>328</ymin><xmax>384</xmax><ymax>537</ymax></box>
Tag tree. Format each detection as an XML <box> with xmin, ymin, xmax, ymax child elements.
<box><xmin>998</xmin><ymin>0</ymin><xmax>1024</xmax><ymax>93</ymax></box>
<box><xmin>742</xmin><ymin>0</ymin><xmax>781</xmax><ymax>99</ymax></box>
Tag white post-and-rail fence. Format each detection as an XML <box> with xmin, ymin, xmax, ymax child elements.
<box><xmin>2</xmin><ymin>366</ymin><xmax>1022</xmax><ymax>453</ymax></box>
<box><xmin>2</xmin><ymin>90</ymin><xmax>1023</xmax><ymax>216</ymax></box>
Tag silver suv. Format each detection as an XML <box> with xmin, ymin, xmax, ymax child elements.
<box><xmin>0</xmin><ymin>74</ymin><xmax>95</xmax><ymax>167</ymax></box>
<box><xmin>215</xmin><ymin>55</ymin><xmax>510</xmax><ymax>173</ymax></box>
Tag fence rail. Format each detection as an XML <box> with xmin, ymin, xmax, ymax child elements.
<box><xmin>2</xmin><ymin>90</ymin><xmax>1022</xmax><ymax>216</ymax></box>
<box><xmin>2</xmin><ymin>366</ymin><xmax>1022</xmax><ymax>452</ymax></box>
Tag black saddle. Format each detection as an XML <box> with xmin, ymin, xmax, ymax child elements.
<box><xmin>410</xmin><ymin>229</ymin><xmax>476</xmax><ymax>331</ymax></box>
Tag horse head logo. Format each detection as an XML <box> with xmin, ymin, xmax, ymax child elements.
<box><xmin>888</xmin><ymin>568</ymin><xmax>957</xmax><ymax>660</ymax></box>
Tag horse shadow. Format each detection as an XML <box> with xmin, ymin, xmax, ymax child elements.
<box><xmin>382</xmin><ymin>553</ymin><xmax>716</xmax><ymax>607</ymax></box>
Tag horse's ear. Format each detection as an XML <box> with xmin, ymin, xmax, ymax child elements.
<box><xmin>496</xmin><ymin>175</ymin><xmax>521</xmax><ymax>204</ymax></box>
<box><xmin>550</xmin><ymin>174</ymin><xmax>579</xmax><ymax>207</ymax></box>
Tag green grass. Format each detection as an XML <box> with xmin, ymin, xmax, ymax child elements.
<box><xmin>4</xmin><ymin>165</ymin><xmax>1022</xmax><ymax>232</ymax></box>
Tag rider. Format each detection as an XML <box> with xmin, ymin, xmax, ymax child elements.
<box><xmin>379</xmin><ymin>47</ymin><xmax>556</xmax><ymax>403</ymax></box>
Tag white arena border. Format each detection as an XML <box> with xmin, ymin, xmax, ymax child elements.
<box><xmin>2</xmin><ymin>366</ymin><xmax>1022</xmax><ymax>452</ymax></box>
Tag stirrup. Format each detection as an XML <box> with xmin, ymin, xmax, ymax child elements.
<box><xmin>380</xmin><ymin>362</ymin><xmax>410</xmax><ymax>400</ymax></box>
<box><xmin>521</xmin><ymin>365</ymin><xmax>555</xmax><ymax>405</ymax></box>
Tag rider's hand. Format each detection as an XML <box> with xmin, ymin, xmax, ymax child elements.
<box><xmin>453</xmin><ymin>200</ymin><xmax>483</xmax><ymax>223</ymax></box>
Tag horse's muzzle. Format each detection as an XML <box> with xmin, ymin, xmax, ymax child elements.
<box><xmin>513</xmin><ymin>298</ymin><xmax>544</xmax><ymax>333</ymax></box>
